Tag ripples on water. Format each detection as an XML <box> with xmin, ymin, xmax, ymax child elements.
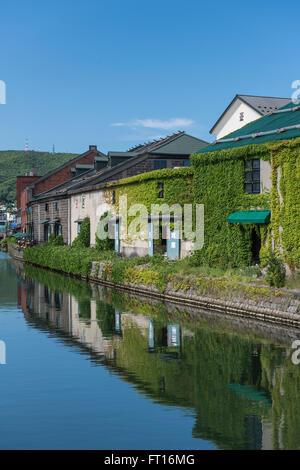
<box><xmin>0</xmin><ymin>252</ymin><xmax>300</xmax><ymax>450</ymax></box>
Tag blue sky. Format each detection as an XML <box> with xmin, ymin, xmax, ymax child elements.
<box><xmin>0</xmin><ymin>0</ymin><xmax>300</xmax><ymax>154</ymax></box>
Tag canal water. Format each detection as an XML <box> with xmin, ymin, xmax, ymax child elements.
<box><xmin>0</xmin><ymin>252</ymin><xmax>300</xmax><ymax>450</ymax></box>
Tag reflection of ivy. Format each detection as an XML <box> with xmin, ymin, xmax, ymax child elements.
<box><xmin>23</xmin><ymin>263</ymin><xmax>92</xmax><ymax>305</ymax></box>
<box><xmin>78</xmin><ymin>299</ymin><xmax>91</xmax><ymax>319</ymax></box>
<box><xmin>113</xmin><ymin>318</ymin><xmax>273</xmax><ymax>449</ymax></box>
<box><xmin>20</xmin><ymin>262</ymin><xmax>300</xmax><ymax>449</ymax></box>
<box><xmin>96</xmin><ymin>298</ymin><xmax>115</xmax><ymax>337</ymax></box>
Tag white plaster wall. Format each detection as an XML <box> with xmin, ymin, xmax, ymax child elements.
<box><xmin>70</xmin><ymin>190</ymin><xmax>114</xmax><ymax>246</ymax></box>
<box><xmin>213</xmin><ymin>99</ymin><xmax>261</xmax><ymax>140</ymax></box>
<box><xmin>120</xmin><ymin>240</ymin><xmax>148</xmax><ymax>258</ymax></box>
<box><xmin>260</xmin><ymin>160</ymin><xmax>272</xmax><ymax>192</ymax></box>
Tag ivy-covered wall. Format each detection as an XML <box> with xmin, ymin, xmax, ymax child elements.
<box><xmin>270</xmin><ymin>139</ymin><xmax>300</xmax><ymax>268</ymax></box>
<box><xmin>191</xmin><ymin>144</ymin><xmax>270</xmax><ymax>267</ymax></box>
<box><xmin>104</xmin><ymin>167</ymin><xmax>194</xmax><ymax>242</ymax></box>
<box><xmin>191</xmin><ymin>138</ymin><xmax>300</xmax><ymax>269</ymax></box>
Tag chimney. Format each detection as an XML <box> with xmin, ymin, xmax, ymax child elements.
<box><xmin>89</xmin><ymin>145</ymin><xmax>97</xmax><ymax>151</ymax></box>
<box><xmin>33</xmin><ymin>167</ymin><xmax>38</xmax><ymax>176</ymax></box>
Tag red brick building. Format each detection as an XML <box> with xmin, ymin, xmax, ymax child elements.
<box><xmin>32</xmin><ymin>146</ymin><xmax>102</xmax><ymax>196</ymax></box>
<box><xmin>17</xmin><ymin>146</ymin><xmax>105</xmax><ymax>232</ymax></box>
<box><xmin>16</xmin><ymin>171</ymin><xmax>39</xmax><ymax>210</ymax></box>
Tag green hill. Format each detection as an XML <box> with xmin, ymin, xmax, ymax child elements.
<box><xmin>0</xmin><ymin>150</ymin><xmax>77</xmax><ymax>205</ymax></box>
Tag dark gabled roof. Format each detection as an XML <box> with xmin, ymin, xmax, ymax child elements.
<box><xmin>108</xmin><ymin>151</ymin><xmax>137</xmax><ymax>158</ymax></box>
<box><xmin>31</xmin><ymin>167</ymin><xmax>98</xmax><ymax>201</ymax></box>
<box><xmin>94</xmin><ymin>156</ymin><xmax>109</xmax><ymax>161</ymax></box>
<box><xmin>68</xmin><ymin>154</ymin><xmax>148</xmax><ymax>194</ymax></box>
<box><xmin>106</xmin><ymin>133</ymin><xmax>189</xmax><ymax>160</ymax></box>
<box><xmin>28</xmin><ymin>147</ymin><xmax>106</xmax><ymax>187</ymax></box>
<box><xmin>127</xmin><ymin>131</ymin><xmax>185</xmax><ymax>153</ymax></box>
<box><xmin>74</xmin><ymin>164</ymin><xmax>94</xmax><ymax>169</ymax></box>
<box><xmin>126</xmin><ymin>130</ymin><xmax>207</xmax><ymax>154</ymax></box>
<box><xmin>107</xmin><ymin>132</ymin><xmax>208</xmax><ymax>160</ymax></box>
<box><xmin>239</xmin><ymin>95</ymin><xmax>291</xmax><ymax>115</ymax></box>
<box><xmin>68</xmin><ymin>132</ymin><xmax>208</xmax><ymax>194</ymax></box>
<box><xmin>198</xmin><ymin>101</ymin><xmax>300</xmax><ymax>153</ymax></box>
<box><xmin>31</xmin><ymin>132</ymin><xmax>208</xmax><ymax>200</ymax></box>
<box><xmin>210</xmin><ymin>94</ymin><xmax>291</xmax><ymax>134</ymax></box>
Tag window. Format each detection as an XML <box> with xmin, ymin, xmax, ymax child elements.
<box><xmin>54</xmin><ymin>224</ymin><xmax>62</xmax><ymax>237</ymax></box>
<box><xmin>55</xmin><ymin>202</ymin><xmax>59</xmax><ymax>211</ymax></box>
<box><xmin>77</xmin><ymin>223</ymin><xmax>81</xmax><ymax>234</ymax></box>
<box><xmin>245</xmin><ymin>159</ymin><xmax>260</xmax><ymax>194</ymax></box>
<box><xmin>44</xmin><ymin>286</ymin><xmax>50</xmax><ymax>304</ymax></box>
<box><xmin>82</xmin><ymin>196</ymin><xmax>85</xmax><ymax>209</ymax></box>
<box><xmin>112</xmin><ymin>190</ymin><xmax>116</xmax><ymax>204</ymax></box>
<box><xmin>183</xmin><ymin>159</ymin><xmax>191</xmax><ymax>167</ymax></box>
<box><xmin>45</xmin><ymin>203</ymin><xmax>49</xmax><ymax>212</ymax></box>
<box><xmin>54</xmin><ymin>292</ymin><xmax>62</xmax><ymax>310</ymax></box>
<box><xmin>158</xmin><ymin>183</ymin><xmax>164</xmax><ymax>198</ymax></box>
<box><xmin>240</xmin><ymin>112</ymin><xmax>244</xmax><ymax>122</ymax></box>
<box><xmin>44</xmin><ymin>223</ymin><xmax>50</xmax><ymax>241</ymax></box>
<box><xmin>153</xmin><ymin>160</ymin><xmax>167</xmax><ymax>170</ymax></box>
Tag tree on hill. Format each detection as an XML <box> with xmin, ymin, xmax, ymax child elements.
<box><xmin>0</xmin><ymin>150</ymin><xmax>77</xmax><ymax>205</ymax></box>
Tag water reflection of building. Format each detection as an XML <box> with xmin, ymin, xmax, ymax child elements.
<box><xmin>17</xmin><ymin>269</ymin><xmax>300</xmax><ymax>450</ymax></box>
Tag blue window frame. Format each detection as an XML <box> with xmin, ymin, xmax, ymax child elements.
<box><xmin>153</xmin><ymin>160</ymin><xmax>167</xmax><ymax>170</ymax></box>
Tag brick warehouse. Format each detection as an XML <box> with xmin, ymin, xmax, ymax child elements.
<box><xmin>26</xmin><ymin>132</ymin><xmax>208</xmax><ymax>244</ymax></box>
<box><xmin>18</xmin><ymin>145</ymin><xmax>105</xmax><ymax>236</ymax></box>
<box><xmin>30</xmin><ymin>145</ymin><xmax>104</xmax><ymax>196</ymax></box>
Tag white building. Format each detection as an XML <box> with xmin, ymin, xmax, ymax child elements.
<box><xmin>210</xmin><ymin>95</ymin><xmax>291</xmax><ymax>140</ymax></box>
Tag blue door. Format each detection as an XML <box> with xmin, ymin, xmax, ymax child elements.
<box><xmin>167</xmin><ymin>229</ymin><xmax>179</xmax><ymax>260</ymax></box>
<box><xmin>114</xmin><ymin>221</ymin><xmax>119</xmax><ymax>252</ymax></box>
<box><xmin>167</xmin><ymin>324</ymin><xmax>180</xmax><ymax>347</ymax></box>
<box><xmin>148</xmin><ymin>221</ymin><xmax>153</xmax><ymax>256</ymax></box>
<box><xmin>148</xmin><ymin>318</ymin><xmax>154</xmax><ymax>349</ymax></box>
<box><xmin>115</xmin><ymin>310</ymin><xmax>121</xmax><ymax>333</ymax></box>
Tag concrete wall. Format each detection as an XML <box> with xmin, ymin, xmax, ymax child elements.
<box><xmin>120</xmin><ymin>240</ymin><xmax>148</xmax><ymax>258</ymax></box>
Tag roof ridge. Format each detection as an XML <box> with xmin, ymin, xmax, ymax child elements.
<box><xmin>127</xmin><ymin>131</ymin><xmax>185</xmax><ymax>152</ymax></box>
<box><xmin>30</xmin><ymin>148</ymin><xmax>104</xmax><ymax>187</ymax></box>
<box><xmin>238</xmin><ymin>94</ymin><xmax>291</xmax><ymax>99</ymax></box>
<box><xmin>210</xmin><ymin>95</ymin><xmax>291</xmax><ymax>134</ymax></box>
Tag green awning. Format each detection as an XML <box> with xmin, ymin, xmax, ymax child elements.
<box><xmin>39</xmin><ymin>219</ymin><xmax>50</xmax><ymax>224</ymax></box>
<box><xmin>13</xmin><ymin>232</ymin><xmax>31</xmax><ymax>238</ymax></box>
<box><xmin>227</xmin><ymin>210</ymin><xmax>271</xmax><ymax>224</ymax></box>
